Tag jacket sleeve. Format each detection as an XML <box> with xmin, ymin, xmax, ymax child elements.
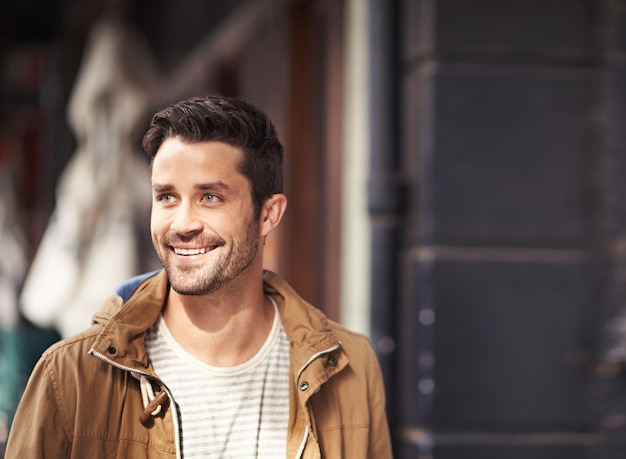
<box><xmin>366</xmin><ymin>344</ymin><xmax>394</xmax><ymax>459</ymax></box>
<box><xmin>5</xmin><ymin>354</ymin><xmax>71</xmax><ymax>458</ymax></box>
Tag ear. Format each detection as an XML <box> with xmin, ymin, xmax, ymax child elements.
<box><xmin>260</xmin><ymin>194</ymin><xmax>288</xmax><ymax>237</ymax></box>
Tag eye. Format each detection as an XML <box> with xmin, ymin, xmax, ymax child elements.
<box><xmin>156</xmin><ymin>193</ymin><xmax>176</xmax><ymax>203</ymax></box>
<box><xmin>202</xmin><ymin>194</ymin><xmax>222</xmax><ymax>204</ymax></box>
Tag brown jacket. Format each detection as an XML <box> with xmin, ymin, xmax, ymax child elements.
<box><xmin>6</xmin><ymin>270</ymin><xmax>393</xmax><ymax>458</ymax></box>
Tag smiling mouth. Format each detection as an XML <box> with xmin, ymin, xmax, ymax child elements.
<box><xmin>173</xmin><ymin>247</ymin><xmax>212</xmax><ymax>255</ymax></box>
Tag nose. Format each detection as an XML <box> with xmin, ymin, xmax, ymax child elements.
<box><xmin>171</xmin><ymin>202</ymin><xmax>203</xmax><ymax>235</ymax></box>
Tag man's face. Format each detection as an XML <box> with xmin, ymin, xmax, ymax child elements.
<box><xmin>150</xmin><ymin>138</ymin><xmax>260</xmax><ymax>296</ymax></box>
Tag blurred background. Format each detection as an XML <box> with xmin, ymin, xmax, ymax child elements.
<box><xmin>1</xmin><ymin>0</ymin><xmax>626</xmax><ymax>458</ymax></box>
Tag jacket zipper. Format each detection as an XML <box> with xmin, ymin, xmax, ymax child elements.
<box><xmin>89</xmin><ymin>349</ymin><xmax>182</xmax><ymax>459</ymax></box>
<box><xmin>294</xmin><ymin>343</ymin><xmax>342</xmax><ymax>459</ymax></box>
<box><xmin>295</xmin><ymin>425</ymin><xmax>309</xmax><ymax>458</ymax></box>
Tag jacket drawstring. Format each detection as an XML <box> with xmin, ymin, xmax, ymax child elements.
<box><xmin>135</xmin><ymin>373</ymin><xmax>168</xmax><ymax>424</ymax></box>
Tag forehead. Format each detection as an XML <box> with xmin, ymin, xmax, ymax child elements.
<box><xmin>152</xmin><ymin>138</ymin><xmax>244</xmax><ymax>180</ymax></box>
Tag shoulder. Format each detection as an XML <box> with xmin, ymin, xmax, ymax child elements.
<box><xmin>38</xmin><ymin>322</ymin><xmax>104</xmax><ymax>376</ymax></box>
<box><xmin>327</xmin><ymin>320</ymin><xmax>380</xmax><ymax>368</ymax></box>
<box><xmin>327</xmin><ymin>319</ymin><xmax>372</xmax><ymax>348</ymax></box>
<box><xmin>16</xmin><ymin>324</ymin><xmax>108</xmax><ymax>424</ymax></box>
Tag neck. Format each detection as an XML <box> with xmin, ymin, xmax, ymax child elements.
<box><xmin>162</xmin><ymin>271</ymin><xmax>274</xmax><ymax>366</ymax></box>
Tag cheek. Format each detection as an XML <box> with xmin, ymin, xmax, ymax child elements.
<box><xmin>150</xmin><ymin>208</ymin><xmax>167</xmax><ymax>235</ymax></box>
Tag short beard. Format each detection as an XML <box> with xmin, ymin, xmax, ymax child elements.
<box><xmin>160</xmin><ymin>217</ymin><xmax>260</xmax><ymax>296</ymax></box>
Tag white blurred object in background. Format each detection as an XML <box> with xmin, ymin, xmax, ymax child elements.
<box><xmin>20</xmin><ymin>16</ymin><xmax>160</xmax><ymax>337</ymax></box>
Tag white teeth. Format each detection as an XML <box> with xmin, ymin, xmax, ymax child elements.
<box><xmin>174</xmin><ymin>247</ymin><xmax>207</xmax><ymax>255</ymax></box>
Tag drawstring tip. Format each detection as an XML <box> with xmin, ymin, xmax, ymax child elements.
<box><xmin>140</xmin><ymin>391</ymin><xmax>168</xmax><ymax>425</ymax></box>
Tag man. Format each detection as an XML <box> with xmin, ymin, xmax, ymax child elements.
<box><xmin>5</xmin><ymin>95</ymin><xmax>393</xmax><ymax>458</ymax></box>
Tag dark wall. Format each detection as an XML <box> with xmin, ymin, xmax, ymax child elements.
<box><xmin>386</xmin><ymin>0</ymin><xmax>626</xmax><ymax>457</ymax></box>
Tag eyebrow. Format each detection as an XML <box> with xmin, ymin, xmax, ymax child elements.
<box><xmin>152</xmin><ymin>181</ymin><xmax>232</xmax><ymax>193</ymax></box>
<box><xmin>197</xmin><ymin>181</ymin><xmax>232</xmax><ymax>192</ymax></box>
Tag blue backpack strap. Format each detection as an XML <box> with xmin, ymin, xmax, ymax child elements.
<box><xmin>114</xmin><ymin>270</ymin><xmax>161</xmax><ymax>303</ymax></box>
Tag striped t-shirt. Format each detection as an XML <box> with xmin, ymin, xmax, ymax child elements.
<box><xmin>145</xmin><ymin>297</ymin><xmax>290</xmax><ymax>458</ymax></box>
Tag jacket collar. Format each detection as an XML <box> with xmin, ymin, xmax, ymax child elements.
<box><xmin>89</xmin><ymin>270</ymin><xmax>169</xmax><ymax>373</ymax></box>
<box><xmin>262</xmin><ymin>270</ymin><xmax>343</xmax><ymax>370</ymax></box>
<box><xmin>89</xmin><ymin>269</ymin><xmax>343</xmax><ymax>374</ymax></box>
